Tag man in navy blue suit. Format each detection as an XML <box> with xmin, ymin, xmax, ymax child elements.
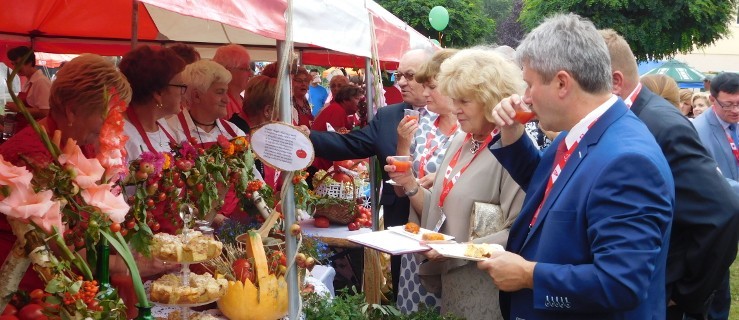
<box><xmin>308</xmin><ymin>49</ymin><xmax>431</xmax><ymax>298</ymax></box>
<box><xmin>603</xmin><ymin>31</ymin><xmax>739</xmax><ymax>320</ymax></box>
<box><xmin>481</xmin><ymin>14</ymin><xmax>675</xmax><ymax>319</ymax></box>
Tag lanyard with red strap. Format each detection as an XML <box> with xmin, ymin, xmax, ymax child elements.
<box><xmin>723</xmin><ymin>128</ymin><xmax>739</xmax><ymax>165</ymax></box>
<box><xmin>126</xmin><ymin>107</ymin><xmax>177</xmax><ymax>153</ymax></box>
<box><xmin>177</xmin><ymin>111</ymin><xmax>239</xmax><ymax>143</ymax></box>
<box><xmin>419</xmin><ymin>118</ymin><xmax>458</xmax><ymax>178</ymax></box>
<box><xmin>623</xmin><ymin>83</ymin><xmax>642</xmax><ymax>108</ymax></box>
<box><xmin>529</xmin><ymin>118</ymin><xmax>600</xmax><ymax>228</ymax></box>
<box><xmin>438</xmin><ymin>131</ymin><xmax>496</xmax><ymax>208</ymax></box>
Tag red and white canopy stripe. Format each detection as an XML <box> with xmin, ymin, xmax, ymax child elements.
<box><xmin>0</xmin><ymin>0</ymin><xmax>437</xmax><ymax>67</ymax></box>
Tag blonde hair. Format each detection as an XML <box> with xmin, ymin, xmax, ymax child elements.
<box><xmin>679</xmin><ymin>89</ymin><xmax>693</xmax><ymax>103</ymax></box>
<box><xmin>415</xmin><ymin>48</ymin><xmax>459</xmax><ymax>84</ymax></box>
<box><xmin>243</xmin><ymin>75</ymin><xmax>277</xmax><ymax>117</ymax></box>
<box><xmin>49</xmin><ymin>54</ymin><xmax>131</xmax><ymax>119</ymax></box>
<box><xmin>437</xmin><ymin>48</ymin><xmax>525</xmax><ymax>123</ymax></box>
<box><xmin>692</xmin><ymin>92</ymin><xmax>709</xmax><ymax>106</ymax></box>
<box><xmin>640</xmin><ymin>74</ymin><xmax>680</xmax><ymax>108</ymax></box>
<box><xmin>182</xmin><ymin>59</ymin><xmax>232</xmax><ymax>98</ymax></box>
<box><xmin>599</xmin><ymin>29</ymin><xmax>639</xmax><ymax>82</ymax></box>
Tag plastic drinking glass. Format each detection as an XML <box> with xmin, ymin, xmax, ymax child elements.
<box><xmin>391</xmin><ymin>156</ymin><xmax>412</xmax><ymax>172</ymax></box>
<box><xmin>403</xmin><ymin>109</ymin><xmax>420</xmax><ymax>122</ymax></box>
<box><xmin>2</xmin><ymin>111</ymin><xmax>17</xmax><ymax>141</ymax></box>
<box><xmin>513</xmin><ymin>108</ymin><xmax>535</xmax><ymax>124</ymax></box>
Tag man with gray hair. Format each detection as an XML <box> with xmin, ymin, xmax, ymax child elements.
<box><xmin>482</xmin><ymin>13</ymin><xmax>674</xmax><ymax>319</ymax></box>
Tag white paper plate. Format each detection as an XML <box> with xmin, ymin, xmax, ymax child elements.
<box><xmin>427</xmin><ymin>243</ymin><xmax>504</xmax><ymax>261</ymax></box>
<box><xmin>387</xmin><ymin>226</ymin><xmax>454</xmax><ymax>242</ymax></box>
<box><xmin>385</xmin><ymin>179</ymin><xmax>420</xmax><ymax>186</ymax></box>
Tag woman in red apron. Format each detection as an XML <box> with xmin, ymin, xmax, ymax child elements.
<box><xmin>118</xmin><ymin>45</ymin><xmax>188</xmax><ymax>235</ymax></box>
<box><xmin>0</xmin><ymin>54</ymin><xmax>131</xmax><ymax>292</ymax></box>
<box><xmin>167</xmin><ymin>60</ymin><xmax>263</xmax><ymax>226</ymax></box>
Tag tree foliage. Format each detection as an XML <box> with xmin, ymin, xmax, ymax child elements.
<box><xmin>482</xmin><ymin>0</ymin><xmax>514</xmax><ymax>43</ymax></box>
<box><xmin>496</xmin><ymin>0</ymin><xmax>525</xmax><ymax>48</ymax></box>
<box><xmin>519</xmin><ymin>0</ymin><xmax>739</xmax><ymax>61</ymax></box>
<box><xmin>377</xmin><ymin>0</ymin><xmax>496</xmax><ymax>47</ymax></box>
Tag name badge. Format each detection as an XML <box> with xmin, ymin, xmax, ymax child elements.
<box><xmin>434</xmin><ymin>209</ymin><xmax>447</xmax><ymax>232</ymax></box>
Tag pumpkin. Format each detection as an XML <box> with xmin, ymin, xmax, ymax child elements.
<box><xmin>218</xmin><ymin>231</ymin><xmax>288</xmax><ymax>320</ymax></box>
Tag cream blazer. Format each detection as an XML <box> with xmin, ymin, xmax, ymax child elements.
<box><xmin>413</xmin><ymin>133</ymin><xmax>526</xmax><ymax>277</ymax></box>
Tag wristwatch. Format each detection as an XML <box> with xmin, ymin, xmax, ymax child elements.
<box><xmin>404</xmin><ymin>184</ymin><xmax>420</xmax><ymax>197</ymax></box>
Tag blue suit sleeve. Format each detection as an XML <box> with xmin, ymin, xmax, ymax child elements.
<box><xmin>309</xmin><ymin>110</ymin><xmax>382</xmax><ymax>160</ymax></box>
<box><xmin>532</xmin><ymin>152</ymin><xmax>673</xmax><ymax>312</ymax></box>
<box><xmin>489</xmin><ymin>132</ymin><xmax>545</xmax><ymax>191</ymax></box>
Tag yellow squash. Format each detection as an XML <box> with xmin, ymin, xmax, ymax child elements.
<box><xmin>218</xmin><ymin>231</ymin><xmax>288</xmax><ymax>320</ymax></box>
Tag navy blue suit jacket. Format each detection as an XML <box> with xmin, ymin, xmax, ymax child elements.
<box><xmin>491</xmin><ymin>99</ymin><xmax>674</xmax><ymax>319</ymax></box>
<box><xmin>631</xmin><ymin>88</ymin><xmax>739</xmax><ymax>313</ymax></box>
<box><xmin>309</xmin><ymin>102</ymin><xmax>411</xmax><ymax>227</ymax></box>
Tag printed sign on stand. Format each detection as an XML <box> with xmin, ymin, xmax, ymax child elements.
<box><xmin>250</xmin><ymin>122</ymin><xmax>314</xmax><ymax>171</ymax></box>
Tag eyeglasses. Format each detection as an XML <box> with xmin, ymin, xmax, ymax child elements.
<box><xmin>393</xmin><ymin>71</ymin><xmax>415</xmax><ymax>82</ymax></box>
<box><xmin>715</xmin><ymin>98</ymin><xmax>739</xmax><ymax>111</ymax></box>
<box><xmin>168</xmin><ymin>84</ymin><xmax>188</xmax><ymax>95</ymax></box>
<box><xmin>293</xmin><ymin>77</ymin><xmax>310</xmax><ymax>84</ymax></box>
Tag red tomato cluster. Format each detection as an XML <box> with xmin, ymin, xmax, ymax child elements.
<box><xmin>348</xmin><ymin>205</ymin><xmax>372</xmax><ymax>231</ymax></box>
<box><xmin>2</xmin><ymin>289</ymin><xmax>54</xmax><ymax>320</ymax></box>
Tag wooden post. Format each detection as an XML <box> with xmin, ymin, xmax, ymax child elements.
<box><xmin>0</xmin><ymin>219</ymin><xmax>33</xmax><ymax>311</ymax></box>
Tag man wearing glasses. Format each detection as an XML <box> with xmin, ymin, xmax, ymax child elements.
<box><xmin>693</xmin><ymin>72</ymin><xmax>739</xmax><ymax>320</ymax></box>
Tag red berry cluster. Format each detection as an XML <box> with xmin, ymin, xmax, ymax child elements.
<box><xmin>246</xmin><ymin>180</ymin><xmax>264</xmax><ymax>193</ymax></box>
<box><xmin>63</xmin><ymin>278</ymin><xmax>101</xmax><ymax>312</ymax></box>
<box><xmin>291</xmin><ymin>172</ymin><xmax>309</xmax><ymax>184</ymax></box>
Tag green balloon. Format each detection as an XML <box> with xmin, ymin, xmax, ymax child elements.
<box><xmin>431</xmin><ymin>39</ymin><xmax>441</xmax><ymax>46</ymax></box>
<box><xmin>428</xmin><ymin>6</ymin><xmax>449</xmax><ymax>31</ymax></box>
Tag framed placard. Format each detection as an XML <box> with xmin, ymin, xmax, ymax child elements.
<box><xmin>250</xmin><ymin>122</ymin><xmax>314</xmax><ymax>171</ymax></box>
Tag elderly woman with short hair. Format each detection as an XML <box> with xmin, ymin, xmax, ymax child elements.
<box><xmin>386</xmin><ymin>48</ymin><xmax>526</xmax><ymax>319</ymax></box>
<box><xmin>119</xmin><ymin>45</ymin><xmax>187</xmax><ymax>163</ymax></box>
<box><xmin>213</xmin><ymin>44</ymin><xmax>252</xmax><ymax>119</ymax></box>
<box><xmin>168</xmin><ymin>59</ymin><xmax>245</xmax><ymax>145</ymax></box>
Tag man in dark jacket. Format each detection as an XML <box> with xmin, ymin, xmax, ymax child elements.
<box><xmin>308</xmin><ymin>49</ymin><xmax>431</xmax><ymax>298</ymax></box>
<box><xmin>602</xmin><ymin>29</ymin><xmax>739</xmax><ymax>320</ymax></box>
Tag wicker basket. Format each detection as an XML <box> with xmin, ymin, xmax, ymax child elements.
<box><xmin>313</xmin><ymin>170</ymin><xmax>368</xmax><ymax>225</ymax></box>
<box><xmin>314</xmin><ymin>201</ymin><xmax>356</xmax><ymax>224</ymax></box>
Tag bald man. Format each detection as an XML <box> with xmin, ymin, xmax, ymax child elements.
<box><xmin>309</xmin><ymin>49</ymin><xmax>432</xmax><ymax>298</ymax></box>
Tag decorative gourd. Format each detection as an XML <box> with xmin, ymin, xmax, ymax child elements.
<box><xmin>218</xmin><ymin>231</ymin><xmax>288</xmax><ymax>320</ymax></box>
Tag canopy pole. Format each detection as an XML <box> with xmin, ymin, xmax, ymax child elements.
<box><xmin>365</xmin><ymin>57</ymin><xmax>379</xmax><ymax>231</ymax></box>
<box><xmin>277</xmin><ymin>40</ymin><xmax>300</xmax><ymax>320</ymax></box>
<box><xmin>131</xmin><ymin>0</ymin><xmax>139</xmax><ymax>49</ymax></box>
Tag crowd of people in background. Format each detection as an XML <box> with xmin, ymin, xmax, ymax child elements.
<box><xmin>2</xmin><ymin>11</ymin><xmax>739</xmax><ymax>320</ymax></box>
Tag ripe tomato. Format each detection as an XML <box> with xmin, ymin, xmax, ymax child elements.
<box><xmin>313</xmin><ymin>216</ymin><xmax>330</xmax><ymax>228</ymax></box>
<box><xmin>109</xmin><ymin>223</ymin><xmax>121</xmax><ymax>233</ymax></box>
<box><xmin>348</xmin><ymin>222</ymin><xmax>359</xmax><ymax>231</ymax></box>
<box><xmin>17</xmin><ymin>304</ymin><xmax>45</xmax><ymax>320</ymax></box>
<box><xmin>331</xmin><ymin>172</ymin><xmax>352</xmax><ymax>183</ymax></box>
<box><xmin>232</xmin><ymin>259</ymin><xmax>255</xmax><ymax>283</ymax></box>
<box><xmin>1</xmin><ymin>304</ymin><xmax>17</xmax><ymax>315</ymax></box>
<box><xmin>334</xmin><ymin>160</ymin><xmax>354</xmax><ymax>169</ymax></box>
<box><xmin>29</xmin><ymin>289</ymin><xmax>44</xmax><ymax>301</ymax></box>
<box><xmin>0</xmin><ymin>315</ymin><xmax>19</xmax><ymax>320</ymax></box>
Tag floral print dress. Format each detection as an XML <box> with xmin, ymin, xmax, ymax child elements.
<box><xmin>398</xmin><ymin>108</ymin><xmax>460</xmax><ymax>314</ymax></box>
